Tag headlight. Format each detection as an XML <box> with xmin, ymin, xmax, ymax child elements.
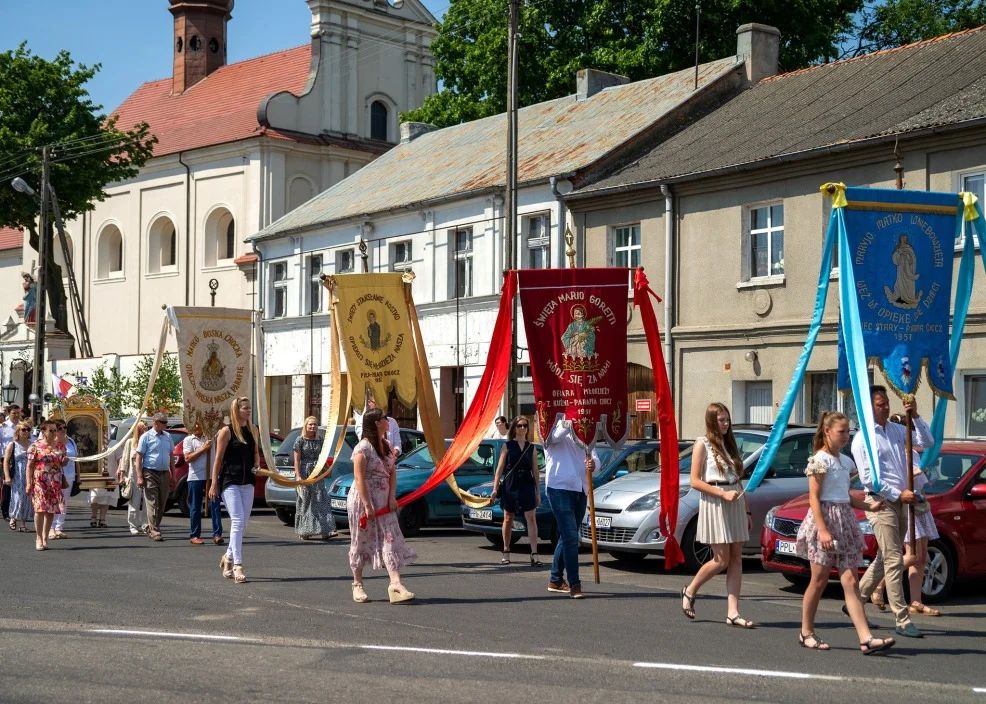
<box><xmin>627</xmin><ymin>492</ymin><xmax>660</xmax><ymax>512</ymax></box>
<box><xmin>765</xmin><ymin>508</ymin><xmax>776</xmax><ymax>529</ymax></box>
<box><xmin>678</xmin><ymin>486</ymin><xmax>690</xmax><ymax>498</ymax></box>
<box><xmin>858</xmin><ymin>519</ymin><xmax>874</xmax><ymax>536</ymax></box>
<box><xmin>330</xmin><ymin>479</ymin><xmax>340</xmax><ymax>492</ymax></box>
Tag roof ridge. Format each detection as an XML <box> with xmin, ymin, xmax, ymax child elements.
<box><xmin>764</xmin><ymin>24</ymin><xmax>986</xmax><ymax>82</ymax></box>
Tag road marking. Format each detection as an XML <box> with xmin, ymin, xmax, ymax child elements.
<box><xmin>361</xmin><ymin>645</ymin><xmax>545</xmax><ymax>660</ymax></box>
<box><xmin>633</xmin><ymin>662</ymin><xmax>843</xmax><ymax>681</ymax></box>
<box><xmin>973</xmin><ymin>687</ymin><xmax>986</xmax><ymax>693</ymax></box>
<box><xmin>89</xmin><ymin>629</ymin><xmax>259</xmax><ymax>643</ymax></box>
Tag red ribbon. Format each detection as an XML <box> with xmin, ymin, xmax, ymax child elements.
<box><xmin>633</xmin><ymin>268</ymin><xmax>684</xmax><ymax>569</ymax></box>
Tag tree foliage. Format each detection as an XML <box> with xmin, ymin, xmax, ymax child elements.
<box><xmin>67</xmin><ymin>364</ymin><xmax>126</xmax><ymax>418</ymax></box>
<box><xmin>124</xmin><ymin>354</ymin><xmax>183</xmax><ymax>417</ymax></box>
<box><xmin>0</xmin><ymin>44</ymin><xmax>156</xmax><ymax>333</ymax></box>
<box><xmin>849</xmin><ymin>0</ymin><xmax>986</xmax><ymax>56</ymax></box>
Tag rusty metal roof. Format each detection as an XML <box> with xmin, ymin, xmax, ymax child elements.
<box><xmin>254</xmin><ymin>57</ymin><xmax>742</xmax><ymax>238</ymax></box>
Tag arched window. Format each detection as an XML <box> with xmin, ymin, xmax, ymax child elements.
<box><xmin>53</xmin><ymin>232</ymin><xmax>74</xmax><ymax>271</ymax></box>
<box><xmin>96</xmin><ymin>225</ymin><xmax>123</xmax><ymax>280</ymax></box>
<box><xmin>370</xmin><ymin>100</ymin><xmax>389</xmax><ymax>141</ymax></box>
<box><xmin>148</xmin><ymin>216</ymin><xmax>178</xmax><ymax>274</ymax></box>
<box><xmin>204</xmin><ymin>207</ymin><xmax>235</xmax><ymax>267</ymax></box>
<box><xmin>289</xmin><ymin>176</ymin><xmax>315</xmax><ymax>212</ymax></box>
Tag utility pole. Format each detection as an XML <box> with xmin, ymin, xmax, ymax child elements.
<box><xmin>504</xmin><ymin>0</ymin><xmax>520</xmax><ymax>419</ymax></box>
<box><xmin>31</xmin><ymin>147</ymin><xmax>50</xmax><ymax>422</ymax></box>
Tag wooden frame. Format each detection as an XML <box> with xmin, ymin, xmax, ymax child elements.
<box><xmin>49</xmin><ymin>393</ymin><xmax>114</xmax><ymax>490</ymax></box>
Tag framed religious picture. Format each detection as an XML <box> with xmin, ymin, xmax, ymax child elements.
<box><xmin>49</xmin><ymin>393</ymin><xmax>114</xmax><ymax>490</ymax></box>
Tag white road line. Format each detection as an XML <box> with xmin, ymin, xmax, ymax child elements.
<box><xmin>89</xmin><ymin>629</ymin><xmax>259</xmax><ymax>643</ymax></box>
<box><xmin>633</xmin><ymin>662</ymin><xmax>843</xmax><ymax>681</ymax></box>
<box><xmin>973</xmin><ymin>687</ymin><xmax>986</xmax><ymax>693</ymax></box>
<box><xmin>361</xmin><ymin>645</ymin><xmax>545</xmax><ymax>660</ymax></box>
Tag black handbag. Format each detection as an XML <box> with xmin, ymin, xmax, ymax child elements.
<box><xmin>70</xmin><ymin>476</ymin><xmax>81</xmax><ymax>497</ymax></box>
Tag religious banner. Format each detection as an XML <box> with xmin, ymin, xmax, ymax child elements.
<box><xmin>172</xmin><ymin>307</ymin><xmax>253</xmax><ymax>438</ymax></box>
<box><xmin>517</xmin><ymin>268</ymin><xmax>629</xmax><ymax>449</ymax></box>
<box><xmin>330</xmin><ymin>273</ymin><xmax>417</xmax><ymax>413</ymax></box>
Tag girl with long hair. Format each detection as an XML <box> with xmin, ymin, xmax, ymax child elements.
<box><xmin>210</xmin><ymin>397</ymin><xmax>261</xmax><ymax>584</ymax></box>
<box><xmin>117</xmin><ymin>421</ymin><xmax>149</xmax><ymax>535</ymax></box>
<box><xmin>490</xmin><ymin>415</ymin><xmax>541</xmax><ymax>566</ymax></box>
<box><xmin>680</xmin><ymin>403</ymin><xmax>754</xmax><ymax>627</ymax></box>
<box><xmin>25</xmin><ymin>419</ymin><xmax>68</xmax><ymax>551</ymax></box>
<box><xmin>795</xmin><ymin>412</ymin><xmax>895</xmax><ymax>654</ymax></box>
<box><xmin>348</xmin><ymin>407</ymin><xmax>417</xmax><ymax>604</ymax></box>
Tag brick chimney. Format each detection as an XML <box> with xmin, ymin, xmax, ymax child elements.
<box><xmin>170</xmin><ymin>0</ymin><xmax>234</xmax><ymax>94</ymax></box>
<box><xmin>736</xmin><ymin>23</ymin><xmax>780</xmax><ymax>85</ymax></box>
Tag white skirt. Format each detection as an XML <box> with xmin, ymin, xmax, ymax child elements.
<box><xmin>89</xmin><ymin>487</ymin><xmax>118</xmax><ymax>505</ymax></box>
<box><xmin>905</xmin><ymin>510</ymin><xmax>939</xmax><ymax>542</ymax></box>
<box><xmin>697</xmin><ymin>483</ymin><xmax>749</xmax><ymax>545</ymax></box>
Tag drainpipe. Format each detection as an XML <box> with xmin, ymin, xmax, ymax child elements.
<box><xmin>660</xmin><ymin>184</ymin><xmax>673</xmax><ymax>386</ymax></box>
<box><xmin>251</xmin><ymin>239</ymin><xmax>265</xmax><ymax>319</ymax></box>
<box><xmin>179</xmin><ymin>152</ymin><xmax>192</xmax><ymax>305</ymax></box>
<box><xmin>548</xmin><ymin>176</ymin><xmax>567</xmax><ymax>268</ymax></box>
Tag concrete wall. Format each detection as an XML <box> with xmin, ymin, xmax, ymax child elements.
<box><xmin>0</xmin><ymin>247</ymin><xmax>24</xmax><ymax>322</ymax></box>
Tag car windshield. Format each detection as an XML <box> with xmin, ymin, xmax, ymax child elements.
<box><xmin>850</xmin><ymin>452</ymin><xmax>982</xmax><ymax>495</ymax></box>
<box><xmin>676</xmin><ymin>431</ymin><xmax>767</xmax><ymax>473</ymax></box>
<box><xmin>275</xmin><ymin>427</ymin><xmax>357</xmax><ymax>463</ymax></box>
<box><xmin>397</xmin><ymin>441</ymin><xmax>498</xmax><ymax>470</ymax></box>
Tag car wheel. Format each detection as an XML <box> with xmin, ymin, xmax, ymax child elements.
<box><xmin>397</xmin><ymin>500</ymin><xmax>426</xmax><ymax>537</ymax></box>
<box><xmin>608</xmin><ymin>550</ymin><xmax>647</xmax><ymax>563</ymax></box>
<box><xmin>921</xmin><ymin>540</ymin><xmax>955</xmax><ymax>604</ymax></box>
<box><xmin>274</xmin><ymin>506</ymin><xmax>295</xmax><ymax>526</ymax></box>
<box><xmin>782</xmin><ymin>574</ymin><xmax>810</xmax><ymax>589</ymax></box>
<box><xmin>681</xmin><ymin>519</ymin><xmax>713</xmax><ymax>571</ymax></box>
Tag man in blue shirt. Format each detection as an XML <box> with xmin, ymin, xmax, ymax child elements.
<box><xmin>136</xmin><ymin>413</ymin><xmax>176</xmax><ymax>541</ymax></box>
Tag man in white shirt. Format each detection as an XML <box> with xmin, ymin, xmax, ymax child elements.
<box><xmin>852</xmin><ymin>385</ymin><xmax>931</xmax><ymax>639</ymax></box>
<box><xmin>0</xmin><ymin>405</ymin><xmax>22</xmax><ymax>520</ymax></box>
<box><xmin>544</xmin><ymin>418</ymin><xmax>600</xmax><ymax>600</ymax></box>
<box><xmin>51</xmin><ymin>422</ymin><xmax>77</xmax><ymax>538</ymax></box>
<box><xmin>183</xmin><ymin>423</ymin><xmax>224</xmax><ymax>545</ymax></box>
<box><xmin>354</xmin><ymin>398</ymin><xmax>401</xmax><ymax>457</ymax></box>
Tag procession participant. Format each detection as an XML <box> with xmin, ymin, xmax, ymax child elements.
<box><xmin>210</xmin><ymin>397</ymin><xmax>260</xmax><ymax>584</ymax></box>
<box><xmin>354</xmin><ymin>397</ymin><xmax>401</xmax><ymax>457</ymax></box>
<box><xmin>51</xmin><ymin>422</ymin><xmax>77</xmax><ymax>537</ymax></box>
<box><xmin>490</xmin><ymin>415</ymin><xmax>541</xmax><ymax>566</ymax></box>
<box><xmin>348</xmin><ymin>408</ymin><xmax>416</xmax><ymax>604</ymax></box>
<box><xmin>135</xmin><ymin>413</ymin><xmax>176</xmax><ymax>542</ymax></box>
<box><xmin>25</xmin><ymin>419</ymin><xmax>67</xmax><ymax>551</ymax></box>
<box><xmin>544</xmin><ymin>418</ymin><xmax>600</xmax><ymax>600</ymax></box>
<box><xmin>487</xmin><ymin>416</ymin><xmax>509</xmax><ymax>440</ymax></box>
<box><xmin>0</xmin><ymin>405</ymin><xmax>22</xmax><ymax>521</ymax></box>
<box><xmin>183</xmin><ymin>422</ymin><xmax>223</xmax><ymax>545</ymax></box>
<box><xmin>294</xmin><ymin>416</ymin><xmax>336</xmax><ymax>541</ymax></box>
<box><xmin>795</xmin><ymin>412</ymin><xmax>895</xmax><ymax>654</ymax></box>
<box><xmin>903</xmin><ymin>462</ymin><xmax>942</xmax><ymax>617</ymax></box>
<box><xmin>854</xmin><ymin>386</ymin><xmax>931</xmax><ymax>639</ymax></box>
<box><xmin>4</xmin><ymin>422</ymin><xmax>34</xmax><ymax>532</ymax></box>
<box><xmin>117</xmin><ymin>421</ymin><xmax>148</xmax><ymax>535</ymax></box>
<box><xmin>680</xmin><ymin>403</ymin><xmax>753</xmax><ymax>627</ymax></box>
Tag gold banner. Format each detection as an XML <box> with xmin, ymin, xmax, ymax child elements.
<box><xmin>172</xmin><ymin>307</ymin><xmax>253</xmax><ymax>438</ymax></box>
<box><xmin>329</xmin><ymin>273</ymin><xmax>417</xmax><ymax>413</ymax></box>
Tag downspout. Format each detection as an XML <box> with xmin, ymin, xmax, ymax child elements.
<box><xmin>179</xmin><ymin>152</ymin><xmax>192</xmax><ymax>305</ymax></box>
<box><xmin>549</xmin><ymin>176</ymin><xmax>567</xmax><ymax>268</ymax></box>
<box><xmin>660</xmin><ymin>184</ymin><xmax>673</xmax><ymax>386</ymax></box>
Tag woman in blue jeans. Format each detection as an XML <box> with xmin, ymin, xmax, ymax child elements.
<box><xmin>183</xmin><ymin>423</ymin><xmax>223</xmax><ymax>545</ymax></box>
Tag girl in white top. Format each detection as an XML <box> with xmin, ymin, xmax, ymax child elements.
<box><xmin>680</xmin><ymin>403</ymin><xmax>754</xmax><ymax>629</ymax></box>
<box><xmin>795</xmin><ymin>411</ymin><xmax>895</xmax><ymax>654</ymax></box>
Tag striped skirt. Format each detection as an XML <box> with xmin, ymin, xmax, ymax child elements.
<box><xmin>697</xmin><ymin>483</ymin><xmax>749</xmax><ymax>545</ymax></box>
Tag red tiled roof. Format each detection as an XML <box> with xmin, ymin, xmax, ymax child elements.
<box><xmin>0</xmin><ymin>227</ymin><xmax>22</xmax><ymax>252</ymax></box>
<box><xmin>233</xmin><ymin>252</ymin><xmax>258</xmax><ymax>265</ymax></box>
<box><xmin>111</xmin><ymin>45</ymin><xmax>312</xmax><ymax>158</ymax></box>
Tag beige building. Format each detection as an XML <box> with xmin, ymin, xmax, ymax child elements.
<box><xmin>567</xmin><ymin>27</ymin><xmax>986</xmax><ymax>439</ymax></box>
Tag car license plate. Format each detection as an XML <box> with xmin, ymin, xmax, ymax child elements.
<box><xmin>469</xmin><ymin>509</ymin><xmax>493</xmax><ymax>521</ymax></box>
<box><xmin>277</xmin><ymin>469</ymin><xmax>295</xmax><ymax>477</ymax></box>
<box><xmin>583</xmin><ymin>514</ymin><xmax>612</xmax><ymax>528</ymax></box>
<box><xmin>775</xmin><ymin>540</ymin><xmax>797</xmax><ymax>556</ymax></box>
<box><xmin>330</xmin><ymin>499</ymin><xmax>347</xmax><ymax>510</ymax></box>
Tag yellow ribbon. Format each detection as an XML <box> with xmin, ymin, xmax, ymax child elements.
<box><xmin>960</xmin><ymin>191</ymin><xmax>979</xmax><ymax>222</ymax></box>
<box><xmin>820</xmin><ymin>182</ymin><xmax>847</xmax><ymax>209</ymax></box>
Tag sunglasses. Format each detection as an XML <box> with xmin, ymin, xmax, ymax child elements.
<box><xmin>515</xmin><ymin>423</ymin><xmax>529</xmax><ymax>429</ymax></box>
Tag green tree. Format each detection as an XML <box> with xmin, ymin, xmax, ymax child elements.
<box><xmin>404</xmin><ymin>0</ymin><xmax>864</xmax><ymax>128</ymax></box>
<box><xmin>124</xmin><ymin>354</ymin><xmax>183</xmax><ymax>417</ymax></box>
<box><xmin>0</xmin><ymin>44</ymin><xmax>155</xmax><ymax>336</ymax></box>
<box><xmin>67</xmin><ymin>364</ymin><xmax>127</xmax><ymax>418</ymax></box>
<box><xmin>849</xmin><ymin>0</ymin><xmax>986</xmax><ymax>56</ymax></box>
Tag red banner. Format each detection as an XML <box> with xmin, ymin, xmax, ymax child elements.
<box><xmin>518</xmin><ymin>268</ymin><xmax>630</xmax><ymax>449</ymax></box>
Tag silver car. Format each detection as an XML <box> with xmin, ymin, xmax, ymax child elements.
<box><xmin>580</xmin><ymin>425</ymin><xmax>843</xmax><ymax>570</ymax></box>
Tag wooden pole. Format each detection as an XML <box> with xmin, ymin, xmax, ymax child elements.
<box><xmin>905</xmin><ymin>408</ymin><xmax>916</xmax><ymax>553</ymax></box>
<box><xmin>585</xmin><ymin>451</ymin><xmax>600</xmax><ymax>584</ymax></box>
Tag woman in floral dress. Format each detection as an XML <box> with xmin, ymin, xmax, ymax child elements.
<box><xmin>25</xmin><ymin>420</ymin><xmax>68</xmax><ymax>551</ymax></box>
<box><xmin>294</xmin><ymin>416</ymin><xmax>337</xmax><ymax>540</ymax></box>
<box><xmin>4</xmin><ymin>423</ymin><xmax>34</xmax><ymax>531</ymax></box>
<box><xmin>347</xmin><ymin>408</ymin><xmax>416</xmax><ymax>604</ymax></box>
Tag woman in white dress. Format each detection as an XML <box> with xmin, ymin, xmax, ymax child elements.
<box><xmin>116</xmin><ymin>421</ymin><xmax>148</xmax><ymax>535</ymax></box>
<box><xmin>680</xmin><ymin>403</ymin><xmax>754</xmax><ymax>628</ymax></box>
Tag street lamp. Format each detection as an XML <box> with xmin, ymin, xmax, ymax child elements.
<box><xmin>11</xmin><ymin>177</ymin><xmax>36</xmax><ymax>198</ymax></box>
<box><xmin>1</xmin><ymin>382</ymin><xmax>17</xmax><ymax>405</ymax></box>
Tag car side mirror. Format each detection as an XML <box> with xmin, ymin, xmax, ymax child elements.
<box><xmin>615</xmin><ymin>469</ymin><xmax>629</xmax><ymax>478</ymax></box>
<box><xmin>968</xmin><ymin>483</ymin><xmax>986</xmax><ymax>499</ymax></box>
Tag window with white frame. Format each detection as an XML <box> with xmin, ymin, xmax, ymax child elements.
<box><xmin>748</xmin><ymin>204</ymin><xmax>784</xmax><ymax>279</ymax></box>
<box><xmin>524</xmin><ymin>213</ymin><xmax>550</xmax><ymax>269</ymax></box>
<box><xmin>336</xmin><ymin>248</ymin><xmax>355</xmax><ymax>274</ymax></box>
<box><xmin>613</xmin><ymin>224</ymin><xmax>641</xmax><ymax>288</ymax></box>
<box><xmin>960</xmin><ymin>172</ymin><xmax>984</xmax><ymax>249</ymax></box>
<box><xmin>308</xmin><ymin>254</ymin><xmax>323</xmax><ymax>314</ymax></box>
<box><xmin>964</xmin><ymin>374</ymin><xmax>986</xmax><ymax>437</ymax></box>
<box><xmin>148</xmin><ymin>217</ymin><xmax>178</xmax><ymax>274</ymax></box>
<box><xmin>799</xmin><ymin>370</ymin><xmax>873</xmax><ymax>430</ymax></box>
<box><xmin>271</xmin><ymin>261</ymin><xmax>288</xmax><ymax>318</ymax></box>
<box><xmin>449</xmin><ymin>227</ymin><xmax>473</xmax><ymax>298</ymax></box>
<box><xmin>390</xmin><ymin>240</ymin><xmax>412</xmax><ymax>272</ymax></box>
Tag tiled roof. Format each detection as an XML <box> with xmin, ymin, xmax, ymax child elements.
<box><xmin>253</xmin><ymin>57</ymin><xmax>743</xmax><ymax>238</ymax></box>
<box><xmin>575</xmin><ymin>26</ymin><xmax>986</xmax><ymax>194</ymax></box>
<box><xmin>111</xmin><ymin>45</ymin><xmax>312</xmax><ymax>157</ymax></box>
<box><xmin>0</xmin><ymin>227</ymin><xmax>22</xmax><ymax>252</ymax></box>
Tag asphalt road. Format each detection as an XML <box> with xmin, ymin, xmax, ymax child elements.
<box><xmin>2</xmin><ymin>497</ymin><xmax>985</xmax><ymax>703</ymax></box>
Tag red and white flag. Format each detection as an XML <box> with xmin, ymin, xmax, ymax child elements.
<box><xmin>51</xmin><ymin>374</ymin><xmax>74</xmax><ymax>399</ymax></box>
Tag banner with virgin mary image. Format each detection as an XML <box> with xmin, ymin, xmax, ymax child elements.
<box><xmin>517</xmin><ymin>268</ymin><xmax>630</xmax><ymax>449</ymax></box>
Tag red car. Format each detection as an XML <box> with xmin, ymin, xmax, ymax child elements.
<box><xmin>761</xmin><ymin>441</ymin><xmax>986</xmax><ymax>603</ymax></box>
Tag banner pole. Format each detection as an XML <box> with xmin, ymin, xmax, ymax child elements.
<box><xmin>906</xmin><ymin>408</ymin><xmax>916</xmax><ymax>554</ymax></box>
<box><xmin>585</xmin><ymin>450</ymin><xmax>600</xmax><ymax>584</ymax></box>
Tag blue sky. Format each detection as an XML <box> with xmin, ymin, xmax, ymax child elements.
<box><xmin>2</xmin><ymin>0</ymin><xmax>448</xmax><ymax>115</ymax></box>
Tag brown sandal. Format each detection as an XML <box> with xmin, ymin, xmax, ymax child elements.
<box><xmin>870</xmin><ymin>591</ymin><xmax>887</xmax><ymax>611</ymax></box>
<box><xmin>908</xmin><ymin>602</ymin><xmax>942</xmax><ymax>617</ymax></box>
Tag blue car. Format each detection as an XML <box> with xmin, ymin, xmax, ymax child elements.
<box><xmin>329</xmin><ymin>439</ymin><xmax>536</xmax><ymax>537</ymax></box>
<box><xmin>460</xmin><ymin>439</ymin><xmax>693</xmax><ymax>548</ymax></box>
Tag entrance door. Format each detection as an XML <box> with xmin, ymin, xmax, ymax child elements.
<box><xmin>746</xmin><ymin>381</ymin><xmax>773</xmax><ymax>424</ymax></box>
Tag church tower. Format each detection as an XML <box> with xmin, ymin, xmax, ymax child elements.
<box><xmin>169</xmin><ymin>0</ymin><xmax>234</xmax><ymax>94</ymax></box>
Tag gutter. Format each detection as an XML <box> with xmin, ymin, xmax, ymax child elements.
<box><xmin>179</xmin><ymin>151</ymin><xmax>192</xmax><ymax>305</ymax></box>
<box><xmin>548</xmin><ymin>176</ymin><xmax>568</xmax><ymax>268</ymax></box>
<box><xmin>660</xmin><ymin>185</ymin><xmax>673</xmax><ymax>386</ymax></box>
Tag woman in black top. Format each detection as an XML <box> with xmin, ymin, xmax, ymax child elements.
<box><xmin>210</xmin><ymin>397</ymin><xmax>261</xmax><ymax>584</ymax></box>
<box><xmin>490</xmin><ymin>416</ymin><xmax>541</xmax><ymax>567</ymax></box>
